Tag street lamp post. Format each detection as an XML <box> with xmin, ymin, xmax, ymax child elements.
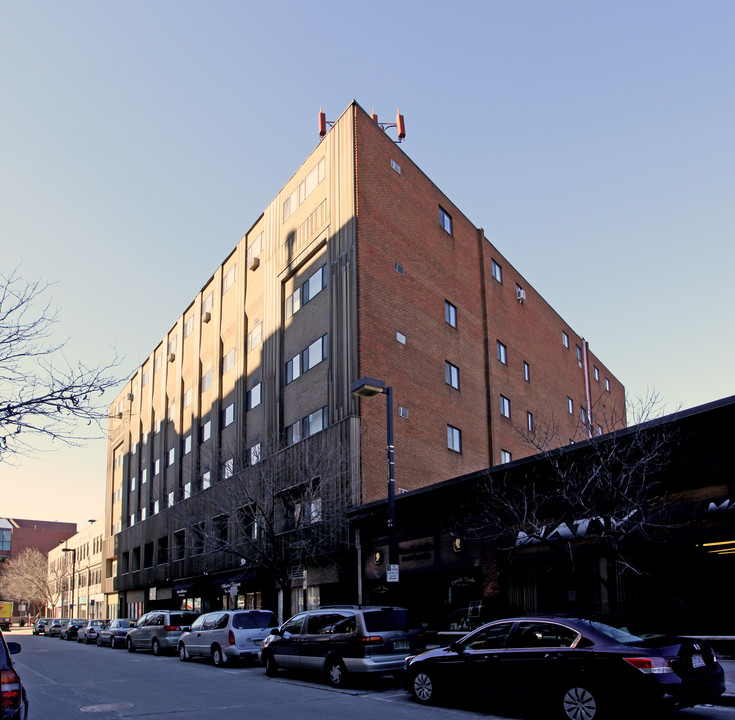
<box><xmin>351</xmin><ymin>377</ymin><xmax>398</xmax><ymax>580</ymax></box>
<box><xmin>61</xmin><ymin>548</ymin><xmax>76</xmax><ymax>617</ymax></box>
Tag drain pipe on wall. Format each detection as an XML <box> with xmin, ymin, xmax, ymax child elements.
<box><xmin>582</xmin><ymin>339</ymin><xmax>594</xmax><ymax>439</ymax></box>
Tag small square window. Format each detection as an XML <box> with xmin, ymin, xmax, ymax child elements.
<box><xmin>439</xmin><ymin>206</ymin><xmax>453</xmax><ymax>235</ymax></box>
<box><xmin>396</xmin><ymin>332</ymin><xmax>406</xmax><ymax>345</ymax></box>
<box><xmin>394</xmin><ymin>261</ymin><xmax>405</xmax><ymax>276</ymax></box>
<box><xmin>247</xmin><ymin>382</ymin><xmax>262</xmax><ymax>410</ymax></box>
<box><xmin>391</xmin><ymin>159</ymin><xmax>401</xmax><ymax>174</ymax></box>
<box><xmin>500</xmin><ymin>395</ymin><xmax>511</xmax><ymax>418</ymax></box>
<box><xmin>445</xmin><ymin>300</ymin><xmax>457</xmax><ymax>328</ymax></box>
<box><xmin>497</xmin><ymin>341</ymin><xmax>507</xmax><ymax>365</ymax></box>
<box><xmin>500</xmin><ymin>450</ymin><xmax>512</xmax><ymax>464</ymax></box>
<box><xmin>447</xmin><ymin>425</ymin><xmax>461</xmax><ymax>452</ymax></box>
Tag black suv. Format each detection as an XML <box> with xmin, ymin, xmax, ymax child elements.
<box><xmin>260</xmin><ymin>605</ymin><xmax>426</xmax><ymax>687</ymax></box>
<box><xmin>0</xmin><ymin>630</ymin><xmax>27</xmax><ymax>719</ymax></box>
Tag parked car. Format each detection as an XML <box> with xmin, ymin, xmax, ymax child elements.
<box><xmin>76</xmin><ymin>619</ymin><xmax>106</xmax><ymax>644</ymax></box>
<box><xmin>59</xmin><ymin>619</ymin><xmax>86</xmax><ymax>641</ymax></box>
<box><xmin>178</xmin><ymin>609</ymin><xmax>278</xmax><ymax>667</ymax></box>
<box><xmin>32</xmin><ymin>618</ymin><xmax>52</xmax><ymax>636</ymax></box>
<box><xmin>126</xmin><ymin>611</ymin><xmax>200</xmax><ymax>656</ymax></box>
<box><xmin>404</xmin><ymin>615</ymin><xmax>726</xmax><ymax>719</ymax></box>
<box><xmin>45</xmin><ymin>619</ymin><xmax>68</xmax><ymax>638</ymax></box>
<box><xmin>260</xmin><ymin>605</ymin><xmax>426</xmax><ymax>687</ymax></box>
<box><xmin>96</xmin><ymin>618</ymin><xmax>135</xmax><ymax>648</ymax></box>
<box><xmin>0</xmin><ymin>629</ymin><xmax>28</xmax><ymax>719</ymax></box>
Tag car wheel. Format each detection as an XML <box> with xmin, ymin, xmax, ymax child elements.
<box><xmin>152</xmin><ymin>639</ymin><xmax>161</xmax><ymax>656</ymax></box>
<box><xmin>212</xmin><ymin>644</ymin><xmax>226</xmax><ymax>667</ymax></box>
<box><xmin>263</xmin><ymin>651</ymin><xmax>279</xmax><ymax>677</ymax></box>
<box><xmin>561</xmin><ymin>685</ymin><xmax>602</xmax><ymax>720</ymax></box>
<box><xmin>127</xmin><ymin>638</ymin><xmax>136</xmax><ymax>653</ymax></box>
<box><xmin>325</xmin><ymin>657</ymin><xmax>347</xmax><ymax>688</ymax></box>
<box><xmin>96</xmin><ymin>636</ymin><xmax>102</xmax><ymax>647</ymax></box>
<box><xmin>179</xmin><ymin>644</ymin><xmax>188</xmax><ymax>662</ymax></box>
<box><xmin>410</xmin><ymin>669</ymin><xmax>437</xmax><ymax>705</ymax></box>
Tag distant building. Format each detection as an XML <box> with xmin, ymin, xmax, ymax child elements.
<box><xmin>104</xmin><ymin>101</ymin><xmax>625</xmax><ymax>620</ymax></box>
<box><xmin>0</xmin><ymin>518</ymin><xmax>77</xmax><ymax>622</ymax></box>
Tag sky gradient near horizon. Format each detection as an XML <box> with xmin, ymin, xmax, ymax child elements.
<box><xmin>2</xmin><ymin>1</ymin><xmax>734</xmax><ymax>529</ymax></box>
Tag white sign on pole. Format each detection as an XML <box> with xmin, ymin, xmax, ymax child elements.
<box><xmin>386</xmin><ymin>564</ymin><xmax>400</xmax><ymax>583</ymax></box>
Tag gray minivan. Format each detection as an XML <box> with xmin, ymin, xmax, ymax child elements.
<box><xmin>260</xmin><ymin>605</ymin><xmax>426</xmax><ymax>687</ymax></box>
<box><xmin>126</xmin><ymin>610</ymin><xmax>199</xmax><ymax>656</ymax></box>
<box><xmin>178</xmin><ymin>609</ymin><xmax>278</xmax><ymax>666</ymax></box>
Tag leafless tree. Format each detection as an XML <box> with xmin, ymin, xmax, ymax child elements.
<box><xmin>0</xmin><ymin>268</ymin><xmax>122</xmax><ymax>461</ymax></box>
<box><xmin>174</xmin><ymin>425</ymin><xmax>357</xmax><ymax>618</ymax></box>
<box><xmin>454</xmin><ymin>393</ymin><xmax>681</xmax><ymax>615</ymax></box>
<box><xmin>0</xmin><ymin>547</ymin><xmax>64</xmax><ymax>617</ymax></box>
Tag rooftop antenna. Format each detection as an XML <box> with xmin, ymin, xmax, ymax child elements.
<box><xmin>318</xmin><ymin>107</ymin><xmax>405</xmax><ymax>143</ymax></box>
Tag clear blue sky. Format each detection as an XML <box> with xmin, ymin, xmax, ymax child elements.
<box><xmin>2</xmin><ymin>1</ymin><xmax>734</xmax><ymax>527</ymax></box>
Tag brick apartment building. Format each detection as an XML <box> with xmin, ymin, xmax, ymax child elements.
<box><xmin>104</xmin><ymin>101</ymin><xmax>625</xmax><ymax>621</ymax></box>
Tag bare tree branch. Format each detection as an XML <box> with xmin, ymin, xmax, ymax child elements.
<box><xmin>0</xmin><ymin>268</ymin><xmax>123</xmax><ymax>461</ymax></box>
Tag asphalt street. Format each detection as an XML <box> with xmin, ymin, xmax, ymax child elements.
<box><xmin>6</xmin><ymin>626</ymin><xmax>735</xmax><ymax>720</ymax></box>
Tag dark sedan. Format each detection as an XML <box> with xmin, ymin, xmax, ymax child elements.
<box><xmin>59</xmin><ymin>619</ymin><xmax>85</xmax><ymax>641</ymax></box>
<box><xmin>96</xmin><ymin>618</ymin><xmax>136</xmax><ymax>648</ymax></box>
<box><xmin>405</xmin><ymin>616</ymin><xmax>725</xmax><ymax>719</ymax></box>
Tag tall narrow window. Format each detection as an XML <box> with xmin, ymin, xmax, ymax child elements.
<box><xmin>497</xmin><ymin>341</ymin><xmax>507</xmax><ymax>365</ymax></box>
<box><xmin>447</xmin><ymin>425</ymin><xmax>462</xmax><ymax>452</ymax></box>
<box><xmin>527</xmin><ymin>411</ymin><xmax>534</xmax><ymax>432</ymax></box>
<box><xmin>439</xmin><ymin>206</ymin><xmax>453</xmax><ymax>234</ymax></box>
<box><xmin>523</xmin><ymin>361</ymin><xmax>530</xmax><ymax>382</ymax></box>
<box><xmin>491</xmin><ymin>260</ymin><xmax>502</xmax><ymax>283</ymax></box>
<box><xmin>445</xmin><ymin>300</ymin><xmax>457</xmax><ymax>328</ymax></box>
<box><xmin>500</xmin><ymin>395</ymin><xmax>511</xmax><ymax>418</ymax></box>
<box><xmin>567</xmin><ymin>397</ymin><xmax>574</xmax><ymax>414</ymax></box>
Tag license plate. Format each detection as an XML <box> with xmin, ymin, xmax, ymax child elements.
<box><xmin>692</xmin><ymin>654</ymin><xmax>705</xmax><ymax>669</ymax></box>
<box><xmin>394</xmin><ymin>641</ymin><xmax>409</xmax><ymax>651</ymax></box>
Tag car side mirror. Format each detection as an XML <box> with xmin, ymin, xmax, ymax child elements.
<box><xmin>449</xmin><ymin>641</ymin><xmax>464</xmax><ymax>654</ymax></box>
<box><xmin>271</xmin><ymin>627</ymin><xmax>283</xmax><ymax>636</ymax></box>
<box><xmin>7</xmin><ymin>642</ymin><xmax>21</xmax><ymax>655</ymax></box>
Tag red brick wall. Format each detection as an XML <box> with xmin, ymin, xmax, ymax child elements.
<box><xmin>354</xmin><ymin>105</ymin><xmax>625</xmax><ymax>503</ymax></box>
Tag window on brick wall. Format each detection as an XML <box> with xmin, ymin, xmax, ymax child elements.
<box><xmin>445</xmin><ymin>361</ymin><xmax>460</xmax><ymax>389</ymax></box>
<box><xmin>500</xmin><ymin>395</ymin><xmax>511</xmax><ymax>418</ymax></box>
<box><xmin>447</xmin><ymin>425</ymin><xmax>462</xmax><ymax>452</ymax></box>
<box><xmin>497</xmin><ymin>341</ymin><xmax>507</xmax><ymax>365</ymax></box>
<box><xmin>439</xmin><ymin>206</ymin><xmax>453</xmax><ymax>235</ymax></box>
<box><xmin>445</xmin><ymin>300</ymin><xmax>457</xmax><ymax>328</ymax></box>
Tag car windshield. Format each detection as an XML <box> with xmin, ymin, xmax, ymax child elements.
<box><xmin>117</xmin><ymin>620</ymin><xmax>134</xmax><ymax>628</ymax></box>
<box><xmin>363</xmin><ymin>609</ymin><xmax>423</xmax><ymax>632</ymax></box>
<box><xmin>233</xmin><ymin>611</ymin><xmax>278</xmax><ymax>629</ymax></box>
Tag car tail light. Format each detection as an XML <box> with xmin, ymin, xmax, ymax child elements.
<box><xmin>164</xmin><ymin>625</ymin><xmax>180</xmax><ymax>632</ymax></box>
<box><xmin>358</xmin><ymin>635</ymin><xmax>384</xmax><ymax>646</ymax></box>
<box><xmin>228</xmin><ymin>630</ymin><xmax>235</xmax><ymax>646</ymax></box>
<box><xmin>1</xmin><ymin>669</ymin><xmax>21</xmax><ymax>709</ymax></box>
<box><xmin>624</xmin><ymin>657</ymin><xmax>673</xmax><ymax>674</ymax></box>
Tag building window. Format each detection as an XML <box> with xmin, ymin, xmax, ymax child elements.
<box><xmin>303</xmin><ymin>406</ymin><xmax>327</xmax><ymax>438</ymax></box>
<box><xmin>130</xmin><ymin>476</ymin><xmax>136</xmax><ymax>492</ymax></box>
<box><xmin>222</xmin><ymin>403</ymin><xmax>235</xmax><ymax>427</ymax></box>
<box><xmin>142</xmin><ymin>369</ymin><xmax>150</xmax><ymax>387</ymax></box>
<box><xmin>154</xmin><ymin>352</ymin><xmax>163</xmax><ymax>372</ymax></box>
<box><xmin>523</xmin><ymin>361</ymin><xmax>530</xmax><ymax>382</ymax></box>
<box><xmin>285</xmin><ymin>354</ymin><xmax>301</xmax><ymax>384</ymax></box>
<box><xmin>223</xmin><ymin>265</ymin><xmax>236</xmax><ymax>293</ymax></box>
<box><xmin>222</xmin><ymin>348</ymin><xmax>235</xmax><ymax>374</ymax></box>
<box><xmin>247</xmin><ymin>322</ymin><xmax>262</xmax><ymax>352</ymax></box>
<box><xmin>445</xmin><ymin>361</ymin><xmax>460</xmax><ymax>389</ymax></box>
<box><xmin>567</xmin><ymin>397</ymin><xmax>574</xmax><ymax>414</ymax></box>
<box><xmin>249</xmin><ymin>443</ymin><xmax>261</xmax><ymax>465</ymax></box>
<box><xmin>594</xmin><ymin>366</ymin><xmax>600</xmax><ymax>382</ymax></box>
<box><xmin>183</xmin><ymin>435</ymin><xmax>192</xmax><ymax>455</ymax></box>
<box><xmin>302</xmin><ymin>265</ymin><xmax>327</xmax><ymax>305</ymax></box>
<box><xmin>202</xmin><ymin>291</ymin><xmax>214</xmax><ymax>314</ymax></box>
<box><xmin>496</xmin><ymin>341</ymin><xmax>507</xmax><ymax>365</ymax></box>
<box><xmin>154</xmin><ymin>458</ymin><xmax>160</xmax><ymax>475</ymax></box>
<box><xmin>141</xmin><ymin>468</ymin><xmax>147</xmax><ymax>484</ymax></box>
<box><xmin>247</xmin><ymin>382</ymin><xmax>262</xmax><ymax>410</ymax></box>
<box><xmin>167</xmin><ymin>446</ymin><xmax>175</xmax><ymax>466</ymax></box>
<box><xmin>200</xmin><ymin>418</ymin><xmax>212</xmax><ymax>442</ymax></box>
<box><xmin>202</xmin><ymin>471</ymin><xmax>211</xmax><ymax>490</ymax></box>
<box><xmin>500</xmin><ymin>395</ymin><xmax>511</xmax><ymax>418</ymax></box>
<box><xmin>527</xmin><ymin>411</ymin><xmax>534</xmax><ymax>432</ymax></box>
<box><xmin>562</xmin><ymin>331</ymin><xmax>570</xmax><ymax>349</ymax></box>
<box><xmin>286</xmin><ymin>420</ymin><xmax>301</xmax><ymax>446</ymax></box>
<box><xmin>167</xmin><ymin>491</ymin><xmax>174</xmax><ymax>508</ymax></box>
<box><xmin>202</xmin><ymin>369</ymin><xmax>212</xmax><ymax>392</ymax></box>
<box><xmin>183</xmin><ymin>388</ymin><xmax>192</xmax><ymax>408</ymax></box>
<box><xmin>500</xmin><ymin>450</ymin><xmax>512</xmax><ymax>464</ymax></box>
<box><xmin>398</xmin><ymin>406</ymin><xmax>409</xmax><ymax>419</ymax></box>
<box><xmin>439</xmin><ymin>206</ymin><xmax>453</xmax><ymax>235</ymax></box>
<box><xmin>576</xmin><ymin>344</ymin><xmax>583</xmax><ymax>363</ymax></box>
<box><xmin>396</xmin><ymin>331</ymin><xmax>406</xmax><ymax>345</ymax></box>
<box><xmin>303</xmin><ymin>335</ymin><xmax>327</xmax><ymax>372</ymax></box>
<box><xmin>605</xmin><ymin>378</ymin><xmax>611</xmax><ymax>392</ymax></box>
<box><xmin>447</xmin><ymin>425</ymin><xmax>461</xmax><ymax>453</ymax></box>
<box><xmin>222</xmin><ymin>459</ymin><xmax>234</xmax><ymax>479</ymax></box>
<box><xmin>184</xmin><ymin>316</ymin><xmax>194</xmax><ymax>338</ymax></box>
<box><xmin>184</xmin><ymin>482</ymin><xmax>191</xmax><ymax>499</ymax></box>
<box><xmin>247</xmin><ymin>232</ymin><xmax>263</xmax><ymax>268</ymax></box>
<box><xmin>391</xmin><ymin>159</ymin><xmax>401</xmax><ymax>174</ymax></box>
<box><xmin>491</xmin><ymin>260</ymin><xmax>502</xmax><ymax>283</ymax></box>
<box><xmin>445</xmin><ymin>300</ymin><xmax>457</xmax><ymax>328</ymax></box>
